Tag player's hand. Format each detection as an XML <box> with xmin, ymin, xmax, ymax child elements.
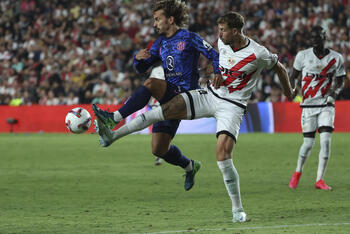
<box><xmin>326</xmin><ymin>95</ymin><xmax>335</xmax><ymax>105</ymax></box>
<box><xmin>211</xmin><ymin>74</ymin><xmax>224</xmax><ymax>89</ymax></box>
<box><xmin>135</xmin><ymin>49</ymin><xmax>151</xmax><ymax>60</ymax></box>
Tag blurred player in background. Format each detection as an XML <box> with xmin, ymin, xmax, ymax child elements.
<box><xmin>94</xmin><ymin>12</ymin><xmax>294</xmax><ymax>223</ymax></box>
<box><xmin>93</xmin><ymin>0</ymin><xmax>221</xmax><ymax>191</ymax></box>
<box><xmin>289</xmin><ymin>26</ymin><xmax>346</xmax><ymax>190</ymax></box>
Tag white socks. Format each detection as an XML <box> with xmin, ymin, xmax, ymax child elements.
<box><xmin>217</xmin><ymin>159</ymin><xmax>243</xmax><ymax>212</ymax></box>
<box><xmin>316</xmin><ymin>132</ymin><xmax>332</xmax><ymax>181</ymax></box>
<box><xmin>295</xmin><ymin>133</ymin><xmax>332</xmax><ymax>181</ymax></box>
<box><xmin>296</xmin><ymin>137</ymin><xmax>315</xmax><ymax>172</ymax></box>
<box><xmin>112</xmin><ymin>107</ymin><xmax>164</xmax><ymax>141</ymax></box>
<box><xmin>113</xmin><ymin>111</ymin><xmax>123</xmax><ymax>123</ymax></box>
<box><xmin>184</xmin><ymin>161</ymin><xmax>193</xmax><ymax>172</ymax></box>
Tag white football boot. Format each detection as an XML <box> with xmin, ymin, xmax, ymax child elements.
<box><xmin>232</xmin><ymin>209</ymin><xmax>247</xmax><ymax>223</ymax></box>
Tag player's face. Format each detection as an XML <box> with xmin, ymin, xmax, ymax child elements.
<box><xmin>153</xmin><ymin>10</ymin><xmax>170</xmax><ymax>35</ymax></box>
<box><xmin>310</xmin><ymin>29</ymin><xmax>325</xmax><ymax>48</ymax></box>
<box><xmin>218</xmin><ymin>23</ymin><xmax>235</xmax><ymax>45</ymax></box>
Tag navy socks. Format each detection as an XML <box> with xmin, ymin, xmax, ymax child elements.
<box><xmin>163</xmin><ymin>145</ymin><xmax>191</xmax><ymax>169</ymax></box>
<box><xmin>119</xmin><ymin>85</ymin><xmax>152</xmax><ymax>118</ymax></box>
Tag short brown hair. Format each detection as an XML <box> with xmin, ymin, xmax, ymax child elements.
<box><xmin>217</xmin><ymin>12</ymin><xmax>245</xmax><ymax>31</ymax></box>
<box><xmin>153</xmin><ymin>0</ymin><xmax>189</xmax><ymax>27</ymax></box>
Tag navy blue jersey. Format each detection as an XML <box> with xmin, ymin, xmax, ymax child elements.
<box><xmin>134</xmin><ymin>29</ymin><xmax>219</xmax><ymax>90</ymax></box>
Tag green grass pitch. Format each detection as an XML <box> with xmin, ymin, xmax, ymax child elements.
<box><xmin>0</xmin><ymin>133</ymin><xmax>349</xmax><ymax>233</ymax></box>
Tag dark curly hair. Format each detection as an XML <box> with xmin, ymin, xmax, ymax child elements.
<box><xmin>217</xmin><ymin>12</ymin><xmax>245</xmax><ymax>32</ymax></box>
<box><xmin>153</xmin><ymin>0</ymin><xmax>189</xmax><ymax>28</ymax></box>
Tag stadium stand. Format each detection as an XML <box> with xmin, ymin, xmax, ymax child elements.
<box><xmin>0</xmin><ymin>0</ymin><xmax>349</xmax><ymax>106</ymax></box>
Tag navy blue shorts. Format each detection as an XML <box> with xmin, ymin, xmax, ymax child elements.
<box><xmin>152</xmin><ymin>82</ymin><xmax>187</xmax><ymax>138</ymax></box>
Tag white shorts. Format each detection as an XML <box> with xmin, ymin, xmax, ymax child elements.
<box><xmin>301</xmin><ymin>106</ymin><xmax>335</xmax><ymax>133</ymax></box>
<box><xmin>180</xmin><ymin>88</ymin><xmax>246</xmax><ymax>141</ymax></box>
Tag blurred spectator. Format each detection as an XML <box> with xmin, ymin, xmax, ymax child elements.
<box><xmin>258</xmin><ymin>74</ymin><xmax>278</xmax><ymax>101</ymax></box>
<box><xmin>9</xmin><ymin>91</ymin><xmax>23</xmax><ymax>106</ymax></box>
<box><xmin>0</xmin><ymin>0</ymin><xmax>349</xmax><ymax>106</ymax></box>
<box><xmin>265</xmin><ymin>84</ymin><xmax>283</xmax><ymax>102</ymax></box>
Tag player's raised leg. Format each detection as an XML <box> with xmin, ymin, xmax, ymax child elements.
<box><xmin>92</xmin><ymin>79</ymin><xmax>167</xmax><ymax>129</ymax></box>
<box><xmin>109</xmin><ymin>95</ymin><xmax>188</xmax><ymax>142</ymax></box>
<box><xmin>92</xmin><ymin>107</ymin><xmax>161</xmax><ymax>147</ymax></box>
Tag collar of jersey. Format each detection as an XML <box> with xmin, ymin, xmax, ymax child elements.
<box><xmin>231</xmin><ymin>38</ymin><xmax>250</xmax><ymax>53</ymax></box>
<box><xmin>164</xmin><ymin>28</ymin><xmax>183</xmax><ymax>39</ymax></box>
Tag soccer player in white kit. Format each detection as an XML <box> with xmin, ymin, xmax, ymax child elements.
<box><xmin>288</xmin><ymin>26</ymin><xmax>346</xmax><ymax>190</ymax></box>
<box><xmin>94</xmin><ymin>12</ymin><xmax>294</xmax><ymax>222</ymax></box>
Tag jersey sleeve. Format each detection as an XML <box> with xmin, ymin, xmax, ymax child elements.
<box><xmin>190</xmin><ymin>32</ymin><xmax>220</xmax><ymax>74</ymax></box>
<box><xmin>293</xmin><ymin>51</ymin><xmax>304</xmax><ymax>71</ymax></box>
<box><xmin>133</xmin><ymin>38</ymin><xmax>162</xmax><ymax>73</ymax></box>
<box><xmin>257</xmin><ymin>45</ymin><xmax>278</xmax><ymax>70</ymax></box>
<box><xmin>336</xmin><ymin>54</ymin><xmax>346</xmax><ymax>77</ymax></box>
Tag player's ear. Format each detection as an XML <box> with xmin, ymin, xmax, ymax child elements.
<box><xmin>232</xmin><ymin>28</ymin><xmax>239</xmax><ymax>35</ymax></box>
<box><xmin>168</xmin><ymin>16</ymin><xmax>175</xmax><ymax>25</ymax></box>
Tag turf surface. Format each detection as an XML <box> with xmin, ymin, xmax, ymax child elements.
<box><xmin>0</xmin><ymin>133</ymin><xmax>349</xmax><ymax>233</ymax></box>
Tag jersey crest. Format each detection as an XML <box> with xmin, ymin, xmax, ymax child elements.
<box><xmin>177</xmin><ymin>41</ymin><xmax>185</xmax><ymax>51</ymax></box>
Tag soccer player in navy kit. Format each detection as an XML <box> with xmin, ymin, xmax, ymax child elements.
<box><xmin>93</xmin><ymin>0</ymin><xmax>221</xmax><ymax>191</ymax></box>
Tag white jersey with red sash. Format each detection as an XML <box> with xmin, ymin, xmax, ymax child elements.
<box><xmin>210</xmin><ymin>38</ymin><xmax>278</xmax><ymax>106</ymax></box>
<box><xmin>294</xmin><ymin>48</ymin><xmax>346</xmax><ymax>107</ymax></box>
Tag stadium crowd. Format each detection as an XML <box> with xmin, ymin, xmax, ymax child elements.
<box><xmin>0</xmin><ymin>0</ymin><xmax>349</xmax><ymax>106</ymax></box>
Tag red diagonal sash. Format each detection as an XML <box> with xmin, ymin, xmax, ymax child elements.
<box><xmin>303</xmin><ymin>58</ymin><xmax>336</xmax><ymax>99</ymax></box>
<box><xmin>223</xmin><ymin>53</ymin><xmax>257</xmax><ymax>86</ymax></box>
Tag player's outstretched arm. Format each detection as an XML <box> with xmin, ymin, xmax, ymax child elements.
<box><xmin>273</xmin><ymin>61</ymin><xmax>294</xmax><ymax>99</ymax></box>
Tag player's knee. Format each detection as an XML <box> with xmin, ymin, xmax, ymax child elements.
<box><xmin>143</xmin><ymin>78</ymin><xmax>152</xmax><ymax>86</ymax></box>
<box><xmin>216</xmin><ymin>134</ymin><xmax>235</xmax><ymax>160</ymax></box>
<box><xmin>143</xmin><ymin>78</ymin><xmax>159</xmax><ymax>91</ymax></box>
<box><xmin>216</xmin><ymin>144</ymin><xmax>233</xmax><ymax>160</ymax></box>
<box><xmin>303</xmin><ymin>137</ymin><xmax>315</xmax><ymax>151</ymax></box>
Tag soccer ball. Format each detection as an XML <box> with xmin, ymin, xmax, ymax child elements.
<box><xmin>65</xmin><ymin>107</ymin><xmax>92</xmax><ymax>134</ymax></box>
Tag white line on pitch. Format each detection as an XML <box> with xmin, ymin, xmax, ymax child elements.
<box><xmin>135</xmin><ymin>222</ymin><xmax>350</xmax><ymax>234</ymax></box>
